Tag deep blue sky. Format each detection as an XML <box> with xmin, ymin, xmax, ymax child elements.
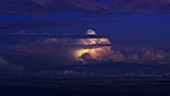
<box><xmin>0</xmin><ymin>0</ymin><xmax>170</xmax><ymax>47</ymax></box>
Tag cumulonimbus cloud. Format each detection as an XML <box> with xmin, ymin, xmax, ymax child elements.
<box><xmin>10</xmin><ymin>29</ymin><xmax>167</xmax><ymax>64</ymax></box>
<box><xmin>0</xmin><ymin>0</ymin><xmax>170</xmax><ymax>15</ymax></box>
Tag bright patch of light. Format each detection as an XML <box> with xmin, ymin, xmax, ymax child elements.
<box><xmin>78</xmin><ymin>38</ymin><xmax>111</xmax><ymax>45</ymax></box>
<box><xmin>86</xmin><ymin>29</ymin><xmax>96</xmax><ymax>35</ymax></box>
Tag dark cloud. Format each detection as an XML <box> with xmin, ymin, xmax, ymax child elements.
<box><xmin>0</xmin><ymin>0</ymin><xmax>111</xmax><ymax>15</ymax></box>
<box><xmin>0</xmin><ymin>0</ymin><xmax>170</xmax><ymax>15</ymax></box>
<box><xmin>32</xmin><ymin>0</ymin><xmax>111</xmax><ymax>11</ymax></box>
<box><xmin>0</xmin><ymin>57</ymin><xmax>8</xmax><ymax>64</ymax></box>
<box><xmin>111</xmin><ymin>0</ymin><xmax>170</xmax><ymax>13</ymax></box>
<box><xmin>80</xmin><ymin>53</ymin><xmax>96</xmax><ymax>62</ymax></box>
<box><xmin>0</xmin><ymin>57</ymin><xmax>24</xmax><ymax>71</ymax></box>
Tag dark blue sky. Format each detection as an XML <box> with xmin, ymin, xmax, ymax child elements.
<box><xmin>0</xmin><ymin>0</ymin><xmax>170</xmax><ymax>47</ymax></box>
<box><xmin>0</xmin><ymin>0</ymin><xmax>170</xmax><ymax>73</ymax></box>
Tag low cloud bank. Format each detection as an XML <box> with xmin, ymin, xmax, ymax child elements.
<box><xmin>78</xmin><ymin>46</ymin><xmax>165</xmax><ymax>64</ymax></box>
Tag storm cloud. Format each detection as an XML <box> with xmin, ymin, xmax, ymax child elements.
<box><xmin>8</xmin><ymin>29</ymin><xmax>167</xmax><ymax>65</ymax></box>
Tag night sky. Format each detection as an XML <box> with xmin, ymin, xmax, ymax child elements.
<box><xmin>0</xmin><ymin>0</ymin><xmax>170</xmax><ymax>36</ymax></box>
<box><xmin>0</xmin><ymin>0</ymin><xmax>170</xmax><ymax>69</ymax></box>
<box><xmin>1</xmin><ymin>1</ymin><xmax>170</xmax><ymax>94</ymax></box>
<box><xmin>0</xmin><ymin>0</ymin><xmax>170</xmax><ymax>49</ymax></box>
<box><xmin>0</xmin><ymin>0</ymin><xmax>170</xmax><ymax>43</ymax></box>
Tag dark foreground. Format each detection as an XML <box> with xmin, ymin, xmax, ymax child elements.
<box><xmin>1</xmin><ymin>63</ymin><xmax>170</xmax><ymax>96</ymax></box>
<box><xmin>1</xmin><ymin>77</ymin><xmax>170</xmax><ymax>96</ymax></box>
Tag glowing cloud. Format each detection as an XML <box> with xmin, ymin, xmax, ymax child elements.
<box><xmin>10</xmin><ymin>29</ymin><xmax>167</xmax><ymax>65</ymax></box>
<box><xmin>71</xmin><ymin>29</ymin><xmax>166</xmax><ymax>64</ymax></box>
<box><xmin>86</xmin><ymin>29</ymin><xmax>96</xmax><ymax>35</ymax></box>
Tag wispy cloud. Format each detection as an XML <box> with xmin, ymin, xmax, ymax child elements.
<box><xmin>0</xmin><ymin>0</ymin><xmax>170</xmax><ymax>15</ymax></box>
<box><xmin>0</xmin><ymin>19</ymin><xmax>124</xmax><ymax>29</ymax></box>
<box><xmin>0</xmin><ymin>0</ymin><xmax>111</xmax><ymax>15</ymax></box>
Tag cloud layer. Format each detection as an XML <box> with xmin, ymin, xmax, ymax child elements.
<box><xmin>0</xmin><ymin>0</ymin><xmax>170</xmax><ymax>15</ymax></box>
<box><xmin>0</xmin><ymin>19</ymin><xmax>123</xmax><ymax>29</ymax></box>
<box><xmin>78</xmin><ymin>46</ymin><xmax>166</xmax><ymax>64</ymax></box>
